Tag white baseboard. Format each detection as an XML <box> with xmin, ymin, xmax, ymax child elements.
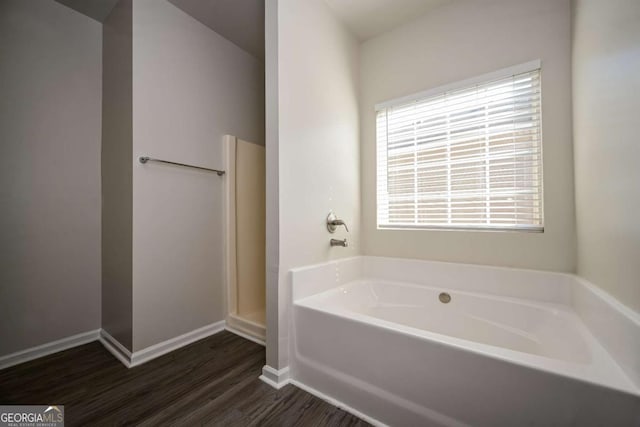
<box><xmin>0</xmin><ymin>329</ymin><xmax>100</xmax><ymax>370</ymax></box>
<box><xmin>259</xmin><ymin>365</ymin><xmax>291</xmax><ymax>389</ymax></box>
<box><xmin>290</xmin><ymin>379</ymin><xmax>387</xmax><ymax>427</ymax></box>
<box><xmin>258</xmin><ymin>366</ymin><xmax>385</xmax><ymax>425</ymax></box>
<box><xmin>100</xmin><ymin>320</ymin><xmax>226</xmax><ymax>368</ymax></box>
<box><xmin>225</xmin><ymin>325</ymin><xmax>265</xmax><ymax>346</ymax></box>
<box><xmin>99</xmin><ymin>329</ymin><xmax>133</xmax><ymax>368</ymax></box>
<box><xmin>226</xmin><ymin>314</ymin><xmax>266</xmax><ymax>344</ymax></box>
<box><xmin>2</xmin><ymin>320</ymin><xmax>238</xmax><ymax>372</ymax></box>
<box><xmin>131</xmin><ymin>320</ymin><xmax>226</xmax><ymax>367</ymax></box>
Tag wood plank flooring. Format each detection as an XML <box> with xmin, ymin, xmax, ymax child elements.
<box><xmin>0</xmin><ymin>331</ymin><xmax>369</xmax><ymax>426</ymax></box>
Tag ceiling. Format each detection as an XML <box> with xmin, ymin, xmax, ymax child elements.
<box><xmin>54</xmin><ymin>0</ymin><xmax>265</xmax><ymax>61</ymax></box>
<box><xmin>54</xmin><ymin>0</ymin><xmax>119</xmax><ymax>22</ymax></box>
<box><xmin>168</xmin><ymin>0</ymin><xmax>265</xmax><ymax>61</ymax></box>
<box><xmin>324</xmin><ymin>0</ymin><xmax>452</xmax><ymax>41</ymax></box>
<box><xmin>53</xmin><ymin>0</ymin><xmax>442</xmax><ymax>59</ymax></box>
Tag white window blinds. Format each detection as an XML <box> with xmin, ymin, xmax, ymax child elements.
<box><xmin>376</xmin><ymin>63</ymin><xmax>544</xmax><ymax>231</ymax></box>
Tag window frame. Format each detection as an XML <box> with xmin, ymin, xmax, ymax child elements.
<box><xmin>375</xmin><ymin>60</ymin><xmax>544</xmax><ymax>233</ymax></box>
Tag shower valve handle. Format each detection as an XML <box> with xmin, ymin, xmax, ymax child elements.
<box><xmin>327</xmin><ymin>212</ymin><xmax>349</xmax><ymax>233</ymax></box>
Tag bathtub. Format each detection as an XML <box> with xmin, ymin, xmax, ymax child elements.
<box><xmin>290</xmin><ymin>256</ymin><xmax>640</xmax><ymax>427</ymax></box>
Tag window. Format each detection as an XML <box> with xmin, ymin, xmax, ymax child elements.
<box><xmin>376</xmin><ymin>61</ymin><xmax>543</xmax><ymax>231</ymax></box>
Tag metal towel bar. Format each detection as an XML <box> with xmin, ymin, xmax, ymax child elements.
<box><xmin>139</xmin><ymin>156</ymin><xmax>225</xmax><ymax>176</ymax></box>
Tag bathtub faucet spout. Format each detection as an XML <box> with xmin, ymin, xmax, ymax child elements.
<box><xmin>330</xmin><ymin>238</ymin><xmax>348</xmax><ymax>247</ymax></box>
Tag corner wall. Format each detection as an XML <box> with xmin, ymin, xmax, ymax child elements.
<box><xmin>360</xmin><ymin>0</ymin><xmax>576</xmax><ymax>272</ymax></box>
<box><xmin>572</xmin><ymin>0</ymin><xmax>640</xmax><ymax>312</ymax></box>
<box><xmin>102</xmin><ymin>0</ymin><xmax>133</xmax><ymax>350</ymax></box>
<box><xmin>266</xmin><ymin>0</ymin><xmax>361</xmax><ymax>370</ymax></box>
<box><xmin>0</xmin><ymin>0</ymin><xmax>102</xmax><ymax>355</ymax></box>
<box><xmin>264</xmin><ymin>0</ymin><xmax>281</xmax><ymax>369</ymax></box>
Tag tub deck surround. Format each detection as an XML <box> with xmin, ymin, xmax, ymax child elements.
<box><xmin>289</xmin><ymin>256</ymin><xmax>640</xmax><ymax>426</ymax></box>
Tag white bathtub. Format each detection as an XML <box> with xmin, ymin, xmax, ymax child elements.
<box><xmin>290</xmin><ymin>256</ymin><xmax>640</xmax><ymax>427</ymax></box>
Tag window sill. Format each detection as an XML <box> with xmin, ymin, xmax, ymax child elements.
<box><xmin>377</xmin><ymin>225</ymin><xmax>544</xmax><ymax>233</ymax></box>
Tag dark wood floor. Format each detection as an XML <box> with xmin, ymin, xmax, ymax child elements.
<box><xmin>0</xmin><ymin>331</ymin><xmax>369</xmax><ymax>426</ymax></box>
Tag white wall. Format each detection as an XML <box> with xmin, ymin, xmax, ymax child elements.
<box><xmin>360</xmin><ymin>0</ymin><xmax>576</xmax><ymax>272</ymax></box>
<box><xmin>0</xmin><ymin>0</ymin><xmax>102</xmax><ymax>355</ymax></box>
<box><xmin>266</xmin><ymin>0</ymin><xmax>360</xmax><ymax>370</ymax></box>
<box><xmin>132</xmin><ymin>0</ymin><xmax>265</xmax><ymax>351</ymax></box>
<box><xmin>572</xmin><ymin>0</ymin><xmax>640</xmax><ymax>312</ymax></box>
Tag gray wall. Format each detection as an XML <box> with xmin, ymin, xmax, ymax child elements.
<box><xmin>0</xmin><ymin>0</ymin><xmax>102</xmax><ymax>355</ymax></box>
<box><xmin>572</xmin><ymin>0</ymin><xmax>640</xmax><ymax>312</ymax></box>
<box><xmin>264</xmin><ymin>0</ymin><xmax>280</xmax><ymax>370</ymax></box>
<box><xmin>131</xmin><ymin>0</ymin><xmax>265</xmax><ymax>351</ymax></box>
<box><xmin>102</xmin><ymin>0</ymin><xmax>133</xmax><ymax>350</ymax></box>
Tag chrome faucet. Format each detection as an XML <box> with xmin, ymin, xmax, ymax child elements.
<box><xmin>330</xmin><ymin>238</ymin><xmax>348</xmax><ymax>247</ymax></box>
<box><xmin>326</xmin><ymin>212</ymin><xmax>349</xmax><ymax>233</ymax></box>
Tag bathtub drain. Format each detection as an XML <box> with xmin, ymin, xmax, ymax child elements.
<box><xmin>439</xmin><ymin>292</ymin><xmax>451</xmax><ymax>304</ymax></box>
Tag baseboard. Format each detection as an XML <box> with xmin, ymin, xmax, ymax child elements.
<box><xmin>100</xmin><ymin>320</ymin><xmax>226</xmax><ymax>368</ymax></box>
<box><xmin>259</xmin><ymin>365</ymin><xmax>291</xmax><ymax>389</ymax></box>
<box><xmin>130</xmin><ymin>320</ymin><xmax>226</xmax><ymax>367</ymax></box>
<box><xmin>2</xmin><ymin>320</ymin><xmax>235</xmax><ymax>372</ymax></box>
<box><xmin>225</xmin><ymin>326</ymin><xmax>265</xmax><ymax>346</ymax></box>
<box><xmin>99</xmin><ymin>329</ymin><xmax>133</xmax><ymax>368</ymax></box>
<box><xmin>226</xmin><ymin>313</ymin><xmax>265</xmax><ymax>346</ymax></box>
<box><xmin>0</xmin><ymin>329</ymin><xmax>100</xmax><ymax>370</ymax></box>
<box><xmin>290</xmin><ymin>379</ymin><xmax>387</xmax><ymax>427</ymax></box>
<box><xmin>227</xmin><ymin>314</ymin><xmax>266</xmax><ymax>341</ymax></box>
